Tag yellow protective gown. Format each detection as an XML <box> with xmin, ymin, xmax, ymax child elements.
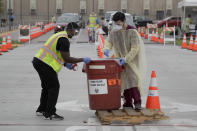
<box><xmin>104</xmin><ymin>29</ymin><xmax>146</xmax><ymax>95</ymax></box>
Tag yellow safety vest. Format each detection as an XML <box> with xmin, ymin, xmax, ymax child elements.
<box><xmin>35</xmin><ymin>31</ymin><xmax>68</xmax><ymax>73</ymax></box>
<box><xmin>89</xmin><ymin>16</ymin><xmax>97</xmax><ymax>28</ymax></box>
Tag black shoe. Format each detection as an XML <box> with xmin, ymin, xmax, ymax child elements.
<box><xmin>44</xmin><ymin>113</ymin><xmax>64</xmax><ymax>120</ymax></box>
<box><xmin>36</xmin><ymin>111</ymin><xmax>44</xmax><ymax>116</ymax></box>
<box><xmin>135</xmin><ymin>104</ymin><xmax>142</xmax><ymax>112</ymax></box>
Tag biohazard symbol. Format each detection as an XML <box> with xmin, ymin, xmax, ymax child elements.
<box><xmin>95</xmin><ymin>88</ymin><xmax>99</xmax><ymax>93</ymax></box>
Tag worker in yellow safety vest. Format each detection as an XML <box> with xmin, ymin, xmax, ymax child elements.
<box><xmin>32</xmin><ymin>22</ymin><xmax>91</xmax><ymax>120</ymax></box>
<box><xmin>87</xmin><ymin>13</ymin><xmax>100</xmax><ymax>42</ymax></box>
<box><xmin>87</xmin><ymin>13</ymin><xmax>99</xmax><ymax>28</ymax></box>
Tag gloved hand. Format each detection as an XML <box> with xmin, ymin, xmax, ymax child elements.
<box><xmin>83</xmin><ymin>57</ymin><xmax>91</xmax><ymax>64</ymax></box>
<box><xmin>104</xmin><ymin>49</ymin><xmax>109</xmax><ymax>57</ymax></box>
<box><xmin>65</xmin><ymin>63</ymin><xmax>73</xmax><ymax>70</ymax></box>
<box><xmin>119</xmin><ymin>58</ymin><xmax>125</xmax><ymax>66</ymax></box>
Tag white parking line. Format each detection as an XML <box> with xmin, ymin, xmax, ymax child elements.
<box><xmin>124</xmin><ymin>126</ymin><xmax>134</xmax><ymax>131</ymax></box>
<box><xmin>149</xmin><ymin>127</ymin><xmax>159</xmax><ymax>131</ymax></box>
<box><xmin>65</xmin><ymin>126</ymin><xmax>96</xmax><ymax>131</ymax></box>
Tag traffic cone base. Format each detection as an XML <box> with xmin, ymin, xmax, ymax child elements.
<box><xmin>146</xmin><ymin>96</ymin><xmax>160</xmax><ymax>110</ymax></box>
<box><xmin>1</xmin><ymin>45</ymin><xmax>8</xmax><ymax>52</ymax></box>
<box><xmin>193</xmin><ymin>44</ymin><xmax>197</xmax><ymax>51</ymax></box>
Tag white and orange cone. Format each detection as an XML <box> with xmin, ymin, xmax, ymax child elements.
<box><xmin>192</xmin><ymin>34</ymin><xmax>197</xmax><ymax>52</ymax></box>
<box><xmin>146</xmin><ymin>71</ymin><xmax>161</xmax><ymax>111</ymax></box>
<box><xmin>7</xmin><ymin>33</ymin><xmax>13</xmax><ymax>50</ymax></box>
<box><xmin>159</xmin><ymin>31</ymin><xmax>164</xmax><ymax>44</ymax></box>
<box><xmin>182</xmin><ymin>33</ymin><xmax>187</xmax><ymax>49</ymax></box>
<box><xmin>188</xmin><ymin>34</ymin><xmax>194</xmax><ymax>50</ymax></box>
<box><xmin>154</xmin><ymin>28</ymin><xmax>159</xmax><ymax>43</ymax></box>
<box><xmin>151</xmin><ymin>30</ymin><xmax>155</xmax><ymax>41</ymax></box>
<box><xmin>1</xmin><ymin>34</ymin><xmax>8</xmax><ymax>52</ymax></box>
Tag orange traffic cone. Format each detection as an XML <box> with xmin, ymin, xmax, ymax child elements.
<box><xmin>141</xmin><ymin>27</ymin><xmax>144</xmax><ymax>37</ymax></box>
<box><xmin>192</xmin><ymin>34</ymin><xmax>197</xmax><ymax>52</ymax></box>
<box><xmin>159</xmin><ymin>31</ymin><xmax>164</xmax><ymax>44</ymax></box>
<box><xmin>1</xmin><ymin>34</ymin><xmax>8</xmax><ymax>52</ymax></box>
<box><xmin>188</xmin><ymin>34</ymin><xmax>194</xmax><ymax>50</ymax></box>
<box><xmin>97</xmin><ymin>45</ymin><xmax>101</xmax><ymax>57</ymax></box>
<box><xmin>166</xmin><ymin>22</ymin><xmax>168</xmax><ymax>27</ymax></box>
<box><xmin>7</xmin><ymin>33</ymin><xmax>13</xmax><ymax>50</ymax></box>
<box><xmin>99</xmin><ymin>51</ymin><xmax>103</xmax><ymax>58</ymax></box>
<box><xmin>151</xmin><ymin>30</ymin><xmax>155</xmax><ymax>41</ymax></box>
<box><xmin>97</xmin><ymin>45</ymin><xmax>103</xmax><ymax>58</ymax></box>
<box><xmin>146</xmin><ymin>71</ymin><xmax>161</xmax><ymax>111</ymax></box>
<box><xmin>154</xmin><ymin>29</ymin><xmax>159</xmax><ymax>43</ymax></box>
<box><xmin>0</xmin><ymin>48</ymin><xmax>2</xmax><ymax>55</ymax></box>
<box><xmin>182</xmin><ymin>33</ymin><xmax>187</xmax><ymax>49</ymax></box>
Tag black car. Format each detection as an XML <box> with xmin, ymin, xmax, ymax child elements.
<box><xmin>134</xmin><ymin>16</ymin><xmax>153</xmax><ymax>27</ymax></box>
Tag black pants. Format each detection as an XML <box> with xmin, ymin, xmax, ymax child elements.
<box><xmin>32</xmin><ymin>57</ymin><xmax>60</xmax><ymax>116</ymax></box>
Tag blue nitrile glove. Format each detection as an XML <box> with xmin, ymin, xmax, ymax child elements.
<box><xmin>104</xmin><ymin>49</ymin><xmax>109</xmax><ymax>57</ymax></box>
<box><xmin>83</xmin><ymin>57</ymin><xmax>91</xmax><ymax>64</ymax></box>
<box><xmin>119</xmin><ymin>58</ymin><xmax>125</xmax><ymax>66</ymax></box>
<box><xmin>65</xmin><ymin>63</ymin><xmax>73</xmax><ymax>70</ymax></box>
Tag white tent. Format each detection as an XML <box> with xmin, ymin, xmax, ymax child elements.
<box><xmin>178</xmin><ymin>0</ymin><xmax>197</xmax><ymax>31</ymax></box>
<box><xmin>178</xmin><ymin>0</ymin><xmax>197</xmax><ymax>8</ymax></box>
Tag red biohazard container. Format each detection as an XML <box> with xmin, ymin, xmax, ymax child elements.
<box><xmin>82</xmin><ymin>59</ymin><xmax>124</xmax><ymax>110</ymax></box>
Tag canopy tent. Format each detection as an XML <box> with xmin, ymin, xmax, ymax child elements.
<box><xmin>178</xmin><ymin>0</ymin><xmax>197</xmax><ymax>8</ymax></box>
<box><xmin>178</xmin><ymin>0</ymin><xmax>197</xmax><ymax>31</ymax></box>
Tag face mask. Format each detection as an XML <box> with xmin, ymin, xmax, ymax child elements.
<box><xmin>68</xmin><ymin>34</ymin><xmax>73</xmax><ymax>38</ymax></box>
<box><xmin>113</xmin><ymin>24</ymin><xmax>123</xmax><ymax>30</ymax></box>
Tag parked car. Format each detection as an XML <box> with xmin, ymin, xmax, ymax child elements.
<box><xmin>61</xmin><ymin>13</ymin><xmax>82</xmax><ymax>28</ymax></box>
<box><xmin>134</xmin><ymin>16</ymin><xmax>153</xmax><ymax>27</ymax></box>
<box><xmin>108</xmin><ymin>13</ymin><xmax>136</xmax><ymax>33</ymax></box>
<box><xmin>102</xmin><ymin>11</ymin><xmax>117</xmax><ymax>35</ymax></box>
<box><xmin>157</xmin><ymin>16</ymin><xmax>181</xmax><ymax>28</ymax></box>
<box><xmin>54</xmin><ymin>15</ymin><xmax>80</xmax><ymax>33</ymax></box>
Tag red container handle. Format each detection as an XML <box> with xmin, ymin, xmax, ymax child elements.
<box><xmin>82</xmin><ymin>63</ymin><xmax>86</xmax><ymax>73</ymax></box>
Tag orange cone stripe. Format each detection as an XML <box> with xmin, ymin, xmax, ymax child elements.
<box><xmin>149</xmin><ymin>87</ymin><xmax>158</xmax><ymax>90</ymax></box>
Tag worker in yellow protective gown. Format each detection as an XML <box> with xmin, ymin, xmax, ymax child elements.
<box><xmin>103</xmin><ymin>12</ymin><xmax>146</xmax><ymax>111</ymax></box>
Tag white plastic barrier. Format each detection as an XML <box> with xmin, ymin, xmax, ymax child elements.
<box><xmin>163</xmin><ymin>26</ymin><xmax>176</xmax><ymax>46</ymax></box>
<box><xmin>18</xmin><ymin>25</ymin><xmax>31</xmax><ymax>44</ymax></box>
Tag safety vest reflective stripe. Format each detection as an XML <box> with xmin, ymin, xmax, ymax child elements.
<box><xmin>47</xmin><ymin>34</ymin><xmax>67</xmax><ymax>47</ymax></box>
<box><xmin>40</xmin><ymin>46</ymin><xmax>64</xmax><ymax>65</ymax></box>
<box><xmin>39</xmin><ymin>48</ymin><xmax>47</xmax><ymax>59</ymax></box>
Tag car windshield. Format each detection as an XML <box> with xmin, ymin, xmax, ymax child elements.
<box><xmin>105</xmin><ymin>13</ymin><xmax>112</xmax><ymax>21</ymax></box>
<box><xmin>163</xmin><ymin>17</ymin><xmax>171</xmax><ymax>21</ymax></box>
<box><xmin>57</xmin><ymin>16</ymin><xmax>76</xmax><ymax>23</ymax></box>
<box><xmin>135</xmin><ymin>16</ymin><xmax>145</xmax><ymax>21</ymax></box>
<box><xmin>126</xmin><ymin>15</ymin><xmax>134</xmax><ymax>26</ymax></box>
